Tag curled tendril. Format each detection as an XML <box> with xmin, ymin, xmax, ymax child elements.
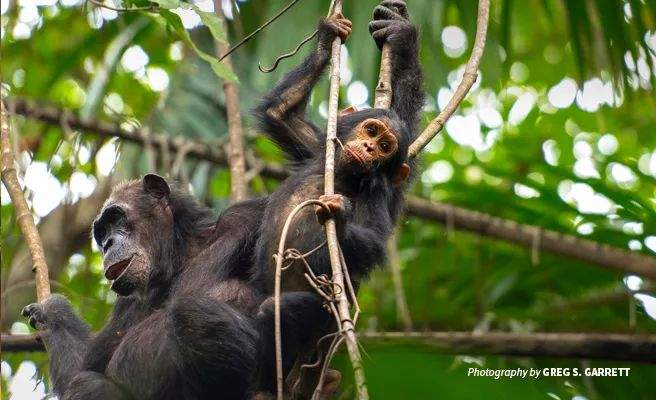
<box><xmin>258</xmin><ymin>29</ymin><xmax>318</xmax><ymax>73</ymax></box>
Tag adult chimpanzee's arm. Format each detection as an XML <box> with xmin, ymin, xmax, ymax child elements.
<box><xmin>82</xmin><ymin>297</ymin><xmax>147</xmax><ymax>373</ymax></box>
<box><xmin>370</xmin><ymin>0</ymin><xmax>424</xmax><ymax>131</ymax></box>
<box><xmin>254</xmin><ymin>14</ymin><xmax>351</xmax><ymax>161</ymax></box>
<box><xmin>22</xmin><ymin>295</ymin><xmax>91</xmax><ymax>396</ymax></box>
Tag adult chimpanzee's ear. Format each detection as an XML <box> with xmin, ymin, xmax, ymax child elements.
<box><xmin>391</xmin><ymin>163</ymin><xmax>410</xmax><ymax>186</ymax></box>
<box><xmin>339</xmin><ymin>105</ymin><xmax>358</xmax><ymax>115</ymax></box>
<box><xmin>142</xmin><ymin>174</ymin><xmax>171</xmax><ymax>199</ymax></box>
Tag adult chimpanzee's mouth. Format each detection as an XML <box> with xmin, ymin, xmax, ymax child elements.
<box><xmin>105</xmin><ymin>257</ymin><xmax>133</xmax><ymax>280</ymax></box>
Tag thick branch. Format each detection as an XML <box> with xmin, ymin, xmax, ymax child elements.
<box><xmin>1</xmin><ymin>101</ymin><xmax>50</xmax><ymax>302</ymax></box>
<box><xmin>8</xmin><ymin>99</ymin><xmax>287</xmax><ymax>181</ymax></box>
<box><xmin>361</xmin><ymin>331</ymin><xmax>656</xmax><ymax>363</ymax></box>
<box><xmin>214</xmin><ymin>1</ymin><xmax>248</xmax><ymax>202</ymax></box>
<box><xmin>9</xmin><ymin>100</ymin><xmax>656</xmax><ymax>278</ymax></box>
<box><xmin>407</xmin><ymin>0</ymin><xmax>490</xmax><ymax>158</ymax></box>
<box><xmin>6</xmin><ymin>332</ymin><xmax>655</xmax><ymax>363</ymax></box>
<box><xmin>2</xmin><ymin>333</ymin><xmax>43</xmax><ymax>352</ymax></box>
<box><xmin>406</xmin><ymin>197</ymin><xmax>656</xmax><ymax>280</ymax></box>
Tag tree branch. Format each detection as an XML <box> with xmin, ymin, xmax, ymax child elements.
<box><xmin>361</xmin><ymin>331</ymin><xmax>656</xmax><ymax>363</ymax></box>
<box><xmin>5</xmin><ymin>332</ymin><xmax>655</xmax><ymax>363</ymax></box>
<box><xmin>407</xmin><ymin>0</ymin><xmax>490</xmax><ymax>158</ymax></box>
<box><xmin>406</xmin><ymin>197</ymin><xmax>656</xmax><ymax>280</ymax></box>
<box><xmin>1</xmin><ymin>100</ymin><xmax>51</xmax><ymax>303</ymax></box>
<box><xmin>9</xmin><ymin>98</ymin><xmax>287</xmax><ymax>180</ymax></box>
<box><xmin>8</xmin><ymin>99</ymin><xmax>656</xmax><ymax>279</ymax></box>
<box><xmin>214</xmin><ymin>1</ymin><xmax>248</xmax><ymax>202</ymax></box>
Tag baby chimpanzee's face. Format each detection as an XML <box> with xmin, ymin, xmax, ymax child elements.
<box><xmin>339</xmin><ymin>117</ymin><xmax>398</xmax><ymax>171</ymax></box>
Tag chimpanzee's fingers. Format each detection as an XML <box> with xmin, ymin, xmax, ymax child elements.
<box><xmin>336</xmin><ymin>18</ymin><xmax>353</xmax><ymax>28</ymax></box>
<box><xmin>381</xmin><ymin>0</ymin><xmax>409</xmax><ymax>18</ymax></box>
<box><xmin>368</xmin><ymin>20</ymin><xmax>394</xmax><ymax>34</ymax></box>
<box><xmin>336</xmin><ymin>20</ymin><xmax>352</xmax><ymax>33</ymax></box>
<box><xmin>22</xmin><ymin>303</ymin><xmax>39</xmax><ymax>317</ymax></box>
<box><xmin>369</xmin><ymin>23</ymin><xmax>395</xmax><ymax>49</ymax></box>
<box><xmin>29</xmin><ymin>316</ymin><xmax>39</xmax><ymax>329</ymax></box>
<box><xmin>373</xmin><ymin>5</ymin><xmax>406</xmax><ymax>21</ymax></box>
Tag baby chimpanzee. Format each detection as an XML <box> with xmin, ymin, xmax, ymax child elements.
<box><xmin>250</xmin><ymin>0</ymin><xmax>424</xmax><ymax>394</ymax></box>
<box><xmin>251</xmin><ymin>0</ymin><xmax>423</xmax><ymax>302</ymax></box>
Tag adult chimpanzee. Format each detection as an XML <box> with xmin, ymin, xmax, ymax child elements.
<box><xmin>250</xmin><ymin>0</ymin><xmax>423</xmax><ymax>395</ymax></box>
<box><xmin>22</xmin><ymin>175</ymin><xmax>269</xmax><ymax>400</ymax></box>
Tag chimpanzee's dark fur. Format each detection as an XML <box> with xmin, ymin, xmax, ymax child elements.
<box><xmin>21</xmin><ymin>178</ymin><xmax>327</xmax><ymax>400</ymax></box>
<box><xmin>250</xmin><ymin>1</ymin><xmax>423</xmax><ymax>294</ymax></box>
<box><xmin>22</xmin><ymin>1</ymin><xmax>423</xmax><ymax>398</ymax></box>
<box><xmin>248</xmin><ymin>1</ymin><xmax>424</xmax><ymax>394</ymax></box>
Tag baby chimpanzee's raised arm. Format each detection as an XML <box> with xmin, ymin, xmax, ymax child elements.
<box><xmin>254</xmin><ymin>13</ymin><xmax>351</xmax><ymax>161</ymax></box>
<box><xmin>370</xmin><ymin>0</ymin><xmax>424</xmax><ymax>132</ymax></box>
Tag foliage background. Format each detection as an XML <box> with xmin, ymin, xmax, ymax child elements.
<box><xmin>1</xmin><ymin>0</ymin><xmax>655</xmax><ymax>398</ymax></box>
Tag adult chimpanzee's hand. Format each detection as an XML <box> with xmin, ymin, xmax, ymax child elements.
<box><xmin>369</xmin><ymin>0</ymin><xmax>417</xmax><ymax>51</ymax></box>
<box><xmin>22</xmin><ymin>294</ymin><xmax>74</xmax><ymax>331</ymax></box>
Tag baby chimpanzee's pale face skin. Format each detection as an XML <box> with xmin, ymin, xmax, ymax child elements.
<box><xmin>340</xmin><ymin>117</ymin><xmax>399</xmax><ymax>169</ymax></box>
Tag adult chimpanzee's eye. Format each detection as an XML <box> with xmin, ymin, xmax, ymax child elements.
<box><xmin>380</xmin><ymin>141</ymin><xmax>390</xmax><ymax>152</ymax></box>
<box><xmin>365</xmin><ymin>124</ymin><xmax>377</xmax><ymax>136</ymax></box>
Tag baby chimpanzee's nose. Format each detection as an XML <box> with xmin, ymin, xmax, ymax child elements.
<box><xmin>364</xmin><ymin>141</ymin><xmax>375</xmax><ymax>153</ymax></box>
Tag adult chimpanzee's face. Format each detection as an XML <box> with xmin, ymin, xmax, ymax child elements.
<box><xmin>92</xmin><ymin>176</ymin><xmax>172</xmax><ymax>296</ymax></box>
<box><xmin>339</xmin><ymin>117</ymin><xmax>398</xmax><ymax>171</ymax></box>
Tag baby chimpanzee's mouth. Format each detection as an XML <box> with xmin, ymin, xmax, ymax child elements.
<box><xmin>105</xmin><ymin>257</ymin><xmax>133</xmax><ymax>280</ymax></box>
<box><xmin>345</xmin><ymin>148</ymin><xmax>366</xmax><ymax>166</ymax></box>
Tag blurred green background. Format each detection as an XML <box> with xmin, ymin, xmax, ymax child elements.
<box><xmin>1</xmin><ymin>0</ymin><xmax>655</xmax><ymax>398</ymax></box>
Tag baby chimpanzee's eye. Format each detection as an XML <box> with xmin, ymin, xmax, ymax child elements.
<box><xmin>380</xmin><ymin>141</ymin><xmax>390</xmax><ymax>152</ymax></box>
<box><xmin>366</xmin><ymin>124</ymin><xmax>377</xmax><ymax>136</ymax></box>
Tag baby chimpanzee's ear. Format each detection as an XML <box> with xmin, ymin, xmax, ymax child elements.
<box><xmin>142</xmin><ymin>174</ymin><xmax>171</xmax><ymax>199</ymax></box>
<box><xmin>391</xmin><ymin>163</ymin><xmax>410</xmax><ymax>186</ymax></box>
<box><xmin>339</xmin><ymin>105</ymin><xmax>358</xmax><ymax>115</ymax></box>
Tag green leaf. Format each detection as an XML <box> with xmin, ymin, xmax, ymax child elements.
<box><xmin>159</xmin><ymin>10</ymin><xmax>238</xmax><ymax>82</ymax></box>
<box><xmin>210</xmin><ymin>59</ymin><xmax>237</xmax><ymax>81</ymax></box>
<box><xmin>182</xmin><ymin>3</ymin><xmax>227</xmax><ymax>44</ymax></box>
<box><xmin>151</xmin><ymin>0</ymin><xmax>179</xmax><ymax>9</ymax></box>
